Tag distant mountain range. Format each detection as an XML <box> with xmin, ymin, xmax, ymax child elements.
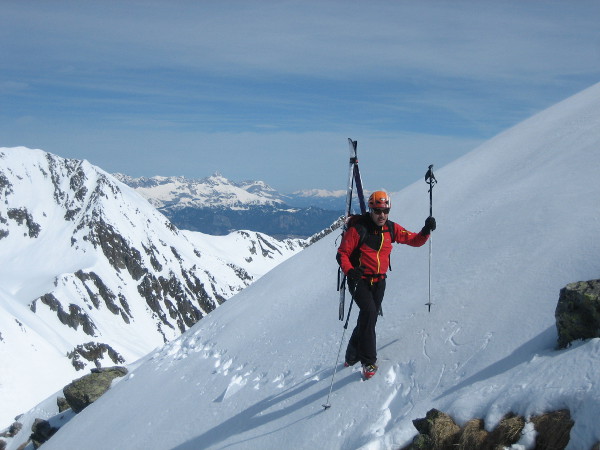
<box><xmin>114</xmin><ymin>173</ymin><xmax>346</xmax><ymax>238</ymax></box>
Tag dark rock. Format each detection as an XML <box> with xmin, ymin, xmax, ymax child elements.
<box><xmin>63</xmin><ymin>366</ymin><xmax>128</xmax><ymax>413</ymax></box>
<box><xmin>555</xmin><ymin>279</ymin><xmax>600</xmax><ymax>348</ymax></box>
<box><xmin>0</xmin><ymin>421</ymin><xmax>22</xmax><ymax>438</ymax></box>
<box><xmin>57</xmin><ymin>397</ymin><xmax>70</xmax><ymax>413</ymax></box>
<box><xmin>31</xmin><ymin>293</ymin><xmax>98</xmax><ymax>337</ymax></box>
<box><xmin>410</xmin><ymin>408</ymin><xmax>461</xmax><ymax>449</ymax></box>
<box><xmin>457</xmin><ymin>418</ymin><xmax>488</xmax><ymax>449</ymax></box>
<box><xmin>530</xmin><ymin>409</ymin><xmax>574</xmax><ymax>450</ymax></box>
<box><xmin>67</xmin><ymin>341</ymin><xmax>125</xmax><ymax>371</ymax></box>
<box><xmin>405</xmin><ymin>409</ymin><xmax>576</xmax><ymax>450</ymax></box>
<box><xmin>7</xmin><ymin>207</ymin><xmax>41</xmax><ymax>237</ymax></box>
<box><xmin>485</xmin><ymin>413</ymin><xmax>524</xmax><ymax>449</ymax></box>
<box><xmin>30</xmin><ymin>418</ymin><xmax>58</xmax><ymax>449</ymax></box>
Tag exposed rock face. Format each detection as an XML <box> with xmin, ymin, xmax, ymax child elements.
<box><xmin>63</xmin><ymin>366</ymin><xmax>128</xmax><ymax>413</ymax></box>
<box><xmin>67</xmin><ymin>342</ymin><xmax>125</xmax><ymax>370</ymax></box>
<box><xmin>555</xmin><ymin>279</ymin><xmax>600</xmax><ymax>348</ymax></box>
<box><xmin>404</xmin><ymin>408</ymin><xmax>574</xmax><ymax>450</ymax></box>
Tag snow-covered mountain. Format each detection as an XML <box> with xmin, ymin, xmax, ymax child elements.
<box><xmin>115</xmin><ymin>173</ymin><xmax>343</xmax><ymax>238</ymax></box>
<box><xmin>0</xmin><ymin>149</ymin><xmax>306</xmax><ymax>427</ymax></box>
<box><xmin>113</xmin><ymin>172</ymin><xmax>286</xmax><ymax>210</ymax></box>
<box><xmin>6</xmin><ymin>81</ymin><xmax>600</xmax><ymax>450</ymax></box>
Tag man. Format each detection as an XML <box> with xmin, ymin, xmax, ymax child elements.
<box><xmin>336</xmin><ymin>190</ymin><xmax>436</xmax><ymax>379</ymax></box>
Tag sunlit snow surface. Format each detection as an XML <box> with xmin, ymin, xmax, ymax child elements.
<box><xmin>7</xmin><ymin>83</ymin><xmax>600</xmax><ymax>449</ymax></box>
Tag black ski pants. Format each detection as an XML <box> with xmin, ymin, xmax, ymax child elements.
<box><xmin>345</xmin><ymin>278</ymin><xmax>386</xmax><ymax>366</ymax></box>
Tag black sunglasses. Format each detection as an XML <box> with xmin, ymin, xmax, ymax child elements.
<box><xmin>372</xmin><ymin>208</ymin><xmax>390</xmax><ymax>215</ymax></box>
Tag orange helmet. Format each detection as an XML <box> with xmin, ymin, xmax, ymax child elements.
<box><xmin>368</xmin><ymin>191</ymin><xmax>391</xmax><ymax>210</ymax></box>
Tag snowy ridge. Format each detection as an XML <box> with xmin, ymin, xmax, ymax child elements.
<box><xmin>0</xmin><ymin>149</ymin><xmax>305</xmax><ymax>427</ymax></box>
<box><xmin>292</xmin><ymin>188</ymin><xmax>346</xmax><ymax>198</ymax></box>
<box><xmin>113</xmin><ymin>172</ymin><xmax>286</xmax><ymax>210</ymax></box>
<box><xmin>7</xmin><ymin>82</ymin><xmax>600</xmax><ymax>449</ymax></box>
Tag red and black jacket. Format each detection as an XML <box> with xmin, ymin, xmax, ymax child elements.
<box><xmin>337</xmin><ymin>214</ymin><xmax>429</xmax><ymax>281</ymax></box>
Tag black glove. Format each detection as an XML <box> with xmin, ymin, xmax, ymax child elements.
<box><xmin>346</xmin><ymin>267</ymin><xmax>365</xmax><ymax>281</ymax></box>
<box><xmin>421</xmin><ymin>216</ymin><xmax>437</xmax><ymax>235</ymax></box>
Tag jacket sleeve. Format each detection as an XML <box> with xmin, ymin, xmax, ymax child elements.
<box><xmin>394</xmin><ymin>222</ymin><xmax>429</xmax><ymax>247</ymax></box>
<box><xmin>336</xmin><ymin>227</ymin><xmax>361</xmax><ymax>274</ymax></box>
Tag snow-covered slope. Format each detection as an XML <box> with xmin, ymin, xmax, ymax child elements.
<box><xmin>0</xmin><ymin>150</ymin><xmax>304</xmax><ymax>427</ymax></box>
<box><xmin>181</xmin><ymin>229</ymin><xmax>305</xmax><ymax>280</ymax></box>
<box><xmin>10</xmin><ymin>82</ymin><xmax>600</xmax><ymax>450</ymax></box>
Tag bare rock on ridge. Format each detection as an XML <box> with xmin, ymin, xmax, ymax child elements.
<box><xmin>63</xmin><ymin>366</ymin><xmax>128</xmax><ymax>413</ymax></box>
<box><xmin>555</xmin><ymin>279</ymin><xmax>600</xmax><ymax>349</ymax></box>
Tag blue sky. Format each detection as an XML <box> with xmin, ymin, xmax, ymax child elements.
<box><xmin>1</xmin><ymin>0</ymin><xmax>599</xmax><ymax>193</ymax></box>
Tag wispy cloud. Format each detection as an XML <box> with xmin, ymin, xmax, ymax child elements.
<box><xmin>1</xmin><ymin>0</ymin><xmax>599</xmax><ymax>191</ymax></box>
<box><xmin>4</xmin><ymin>1</ymin><xmax>599</xmax><ymax>79</ymax></box>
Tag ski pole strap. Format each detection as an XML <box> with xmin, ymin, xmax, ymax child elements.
<box><xmin>425</xmin><ymin>164</ymin><xmax>436</xmax><ymax>216</ymax></box>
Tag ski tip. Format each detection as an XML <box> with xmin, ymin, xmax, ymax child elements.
<box><xmin>322</xmin><ymin>404</ymin><xmax>331</xmax><ymax>410</ymax></box>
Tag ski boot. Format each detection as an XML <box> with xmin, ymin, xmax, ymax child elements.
<box><xmin>362</xmin><ymin>363</ymin><xmax>378</xmax><ymax>379</ymax></box>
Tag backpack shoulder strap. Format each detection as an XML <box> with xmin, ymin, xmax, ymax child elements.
<box><xmin>350</xmin><ymin>213</ymin><xmax>370</xmax><ymax>249</ymax></box>
<box><xmin>386</xmin><ymin>219</ymin><xmax>395</xmax><ymax>243</ymax></box>
<box><xmin>386</xmin><ymin>219</ymin><xmax>395</xmax><ymax>271</ymax></box>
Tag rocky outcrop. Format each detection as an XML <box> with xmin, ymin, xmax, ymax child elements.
<box><xmin>0</xmin><ymin>421</ymin><xmax>22</xmax><ymax>439</ymax></box>
<box><xmin>6</xmin><ymin>207</ymin><xmax>40</xmax><ymax>238</ymax></box>
<box><xmin>530</xmin><ymin>410</ymin><xmax>574</xmax><ymax>449</ymax></box>
<box><xmin>404</xmin><ymin>408</ymin><xmax>574</xmax><ymax>450</ymax></box>
<box><xmin>409</xmin><ymin>409</ymin><xmax>462</xmax><ymax>449</ymax></box>
<box><xmin>30</xmin><ymin>419</ymin><xmax>59</xmax><ymax>449</ymax></box>
<box><xmin>555</xmin><ymin>279</ymin><xmax>600</xmax><ymax>348</ymax></box>
<box><xmin>63</xmin><ymin>366</ymin><xmax>128</xmax><ymax>413</ymax></box>
<box><xmin>57</xmin><ymin>397</ymin><xmax>70</xmax><ymax>413</ymax></box>
<box><xmin>67</xmin><ymin>342</ymin><xmax>125</xmax><ymax>370</ymax></box>
<box><xmin>31</xmin><ymin>293</ymin><xmax>98</xmax><ymax>337</ymax></box>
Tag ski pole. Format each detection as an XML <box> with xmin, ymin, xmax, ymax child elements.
<box><xmin>323</xmin><ymin>298</ymin><xmax>355</xmax><ymax>410</ymax></box>
<box><xmin>425</xmin><ymin>165</ymin><xmax>437</xmax><ymax>312</ymax></box>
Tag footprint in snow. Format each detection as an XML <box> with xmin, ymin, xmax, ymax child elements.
<box><xmin>214</xmin><ymin>374</ymin><xmax>248</xmax><ymax>403</ymax></box>
<box><xmin>272</xmin><ymin>370</ymin><xmax>292</xmax><ymax>388</ymax></box>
